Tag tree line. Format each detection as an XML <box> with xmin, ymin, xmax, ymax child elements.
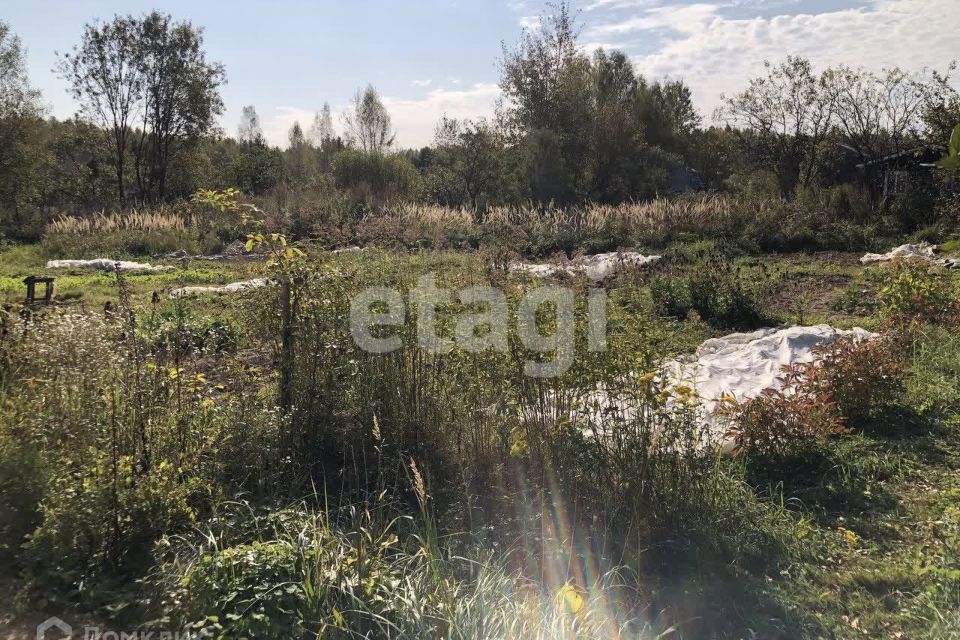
<box><xmin>1</xmin><ymin>3</ymin><xmax>958</xmax><ymax>240</ymax></box>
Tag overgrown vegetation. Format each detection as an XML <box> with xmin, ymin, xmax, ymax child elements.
<box><xmin>2</xmin><ymin>2</ymin><xmax>960</xmax><ymax>638</ymax></box>
<box><xmin>0</xmin><ymin>227</ymin><xmax>958</xmax><ymax>637</ymax></box>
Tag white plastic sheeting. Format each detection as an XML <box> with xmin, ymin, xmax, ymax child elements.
<box><xmin>46</xmin><ymin>258</ymin><xmax>174</xmax><ymax>273</ymax></box>
<box><xmin>572</xmin><ymin>325</ymin><xmax>873</xmax><ymax>453</ymax></box>
<box><xmin>861</xmin><ymin>243</ymin><xmax>938</xmax><ymax>264</ymax></box>
<box><xmin>170</xmin><ymin>278</ymin><xmax>269</xmax><ymax>298</ymax></box>
<box><xmin>509</xmin><ymin>252</ymin><xmax>661</xmax><ymax>281</ymax></box>
<box><xmin>665</xmin><ymin>325</ymin><xmax>874</xmax><ymax>422</ymax></box>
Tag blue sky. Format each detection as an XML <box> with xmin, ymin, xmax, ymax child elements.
<box><xmin>5</xmin><ymin>0</ymin><xmax>959</xmax><ymax>148</ymax></box>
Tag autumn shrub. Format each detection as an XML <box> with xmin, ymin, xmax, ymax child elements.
<box><xmin>0</xmin><ymin>432</ymin><xmax>44</xmax><ymax>565</ymax></box>
<box><xmin>814</xmin><ymin>335</ymin><xmax>908</xmax><ymax>425</ymax></box>
<box><xmin>0</xmin><ymin>302</ymin><xmax>284</xmax><ymax>605</ymax></box>
<box><xmin>333</xmin><ymin>149</ymin><xmax>422</xmax><ymax>210</ymax></box>
<box><xmin>22</xmin><ymin>458</ymin><xmax>201</xmax><ymax>600</ymax></box>
<box><xmin>140</xmin><ymin>308</ymin><xmax>240</xmax><ymax>356</ymax></box>
<box><xmin>717</xmin><ymin>362</ymin><xmax>849</xmax><ymax>457</ymax></box>
<box><xmin>718</xmin><ymin>332</ymin><xmax>912</xmax><ymax>456</ymax></box>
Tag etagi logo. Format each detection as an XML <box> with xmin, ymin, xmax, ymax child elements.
<box><xmin>350</xmin><ymin>275</ymin><xmax>607</xmax><ymax>377</ymax></box>
<box><xmin>37</xmin><ymin>617</ymin><xmax>72</xmax><ymax>640</ymax></box>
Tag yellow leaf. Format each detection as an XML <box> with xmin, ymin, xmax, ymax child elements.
<box><xmin>558</xmin><ymin>583</ymin><xmax>586</xmax><ymax>618</ymax></box>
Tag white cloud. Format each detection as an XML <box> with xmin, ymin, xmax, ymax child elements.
<box><xmin>507</xmin><ymin>0</ymin><xmax>534</xmax><ymax>11</ymax></box>
<box><xmin>382</xmin><ymin>83</ymin><xmax>501</xmax><ymax>148</ymax></box>
<box><xmin>262</xmin><ymin>106</ymin><xmax>319</xmax><ymax>148</ymax></box>
<box><xmin>585</xmin><ymin>0</ymin><xmax>960</xmax><ymax>122</ymax></box>
<box><xmin>519</xmin><ymin>15</ymin><xmax>541</xmax><ymax>29</ymax></box>
<box><xmin>254</xmin><ymin>84</ymin><xmax>500</xmax><ymax>149</ymax></box>
<box><xmin>580</xmin><ymin>41</ymin><xmax>620</xmax><ymax>55</ymax></box>
<box><xmin>588</xmin><ymin>3</ymin><xmax>720</xmax><ymax>35</ymax></box>
<box><xmin>584</xmin><ymin>0</ymin><xmax>661</xmax><ymax>10</ymax></box>
<box><xmin>411</xmin><ymin>79</ymin><xmax>433</xmax><ymax>87</ymax></box>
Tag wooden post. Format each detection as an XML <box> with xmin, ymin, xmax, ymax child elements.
<box><xmin>24</xmin><ymin>278</ymin><xmax>35</xmax><ymax>304</ymax></box>
<box><xmin>279</xmin><ymin>278</ymin><xmax>294</xmax><ymax>416</ymax></box>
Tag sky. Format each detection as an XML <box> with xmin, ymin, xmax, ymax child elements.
<box><xmin>5</xmin><ymin>0</ymin><xmax>960</xmax><ymax>149</ymax></box>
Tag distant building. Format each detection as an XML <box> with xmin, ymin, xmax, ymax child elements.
<box><xmin>853</xmin><ymin>145</ymin><xmax>945</xmax><ymax>201</ymax></box>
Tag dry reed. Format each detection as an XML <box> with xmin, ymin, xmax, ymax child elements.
<box><xmin>46</xmin><ymin>209</ymin><xmax>195</xmax><ymax>235</ymax></box>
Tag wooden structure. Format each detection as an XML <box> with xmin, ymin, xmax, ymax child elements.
<box><xmin>23</xmin><ymin>275</ymin><xmax>55</xmax><ymax>305</ymax></box>
<box><xmin>854</xmin><ymin>145</ymin><xmax>945</xmax><ymax>201</ymax></box>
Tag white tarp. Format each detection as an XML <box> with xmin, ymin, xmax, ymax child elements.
<box><xmin>46</xmin><ymin>258</ymin><xmax>174</xmax><ymax>273</ymax></box>
<box><xmin>572</xmin><ymin>325</ymin><xmax>873</xmax><ymax>452</ymax></box>
<box><xmin>170</xmin><ymin>278</ymin><xmax>268</xmax><ymax>298</ymax></box>
<box><xmin>861</xmin><ymin>243</ymin><xmax>938</xmax><ymax>264</ymax></box>
<box><xmin>510</xmin><ymin>252</ymin><xmax>661</xmax><ymax>281</ymax></box>
<box><xmin>665</xmin><ymin>324</ymin><xmax>874</xmax><ymax>421</ymax></box>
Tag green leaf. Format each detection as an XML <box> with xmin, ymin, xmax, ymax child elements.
<box><xmin>950</xmin><ymin>123</ymin><xmax>960</xmax><ymax>158</ymax></box>
<box><xmin>937</xmin><ymin>155</ymin><xmax>960</xmax><ymax>170</ymax></box>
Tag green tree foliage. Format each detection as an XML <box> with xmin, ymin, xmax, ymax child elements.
<box><xmin>133</xmin><ymin>12</ymin><xmax>225</xmax><ymax>201</ymax></box>
<box><xmin>499</xmin><ymin>4</ymin><xmax>697</xmax><ymax>203</ymax></box>
<box><xmin>237</xmin><ymin>104</ymin><xmax>264</xmax><ymax>145</ymax></box>
<box><xmin>500</xmin><ymin>2</ymin><xmax>594</xmax><ymax>202</ymax></box>
<box><xmin>230</xmin><ymin>105</ymin><xmax>280</xmax><ymax>195</ymax></box>
<box><xmin>922</xmin><ymin>69</ymin><xmax>960</xmax><ymax>146</ymax></box>
<box><xmin>57</xmin><ymin>15</ymin><xmax>142</xmax><ymax>202</ymax></box>
<box><xmin>427</xmin><ymin>117</ymin><xmax>509</xmax><ymax>211</ymax></box>
<box><xmin>343</xmin><ymin>85</ymin><xmax>395</xmax><ymax>154</ymax></box>
<box><xmin>235</xmin><ymin>143</ymin><xmax>281</xmax><ymax>196</ymax></box>
<box><xmin>5</xmin><ymin>4</ymin><xmax>960</xmax><ymax>240</ymax></box>
<box><xmin>718</xmin><ymin>56</ymin><xmax>834</xmax><ymax>196</ymax></box>
<box><xmin>333</xmin><ymin>147</ymin><xmax>420</xmax><ymax>209</ymax></box>
<box><xmin>638</xmin><ymin>77</ymin><xmax>701</xmax><ymax>156</ymax></box>
<box><xmin>284</xmin><ymin>120</ymin><xmax>319</xmax><ymax>187</ymax></box>
<box><xmin>589</xmin><ymin>49</ymin><xmax>644</xmax><ymax>202</ymax></box>
<box><xmin>58</xmin><ymin>12</ymin><xmax>224</xmax><ymax>203</ymax></box>
<box><xmin>0</xmin><ymin>21</ymin><xmax>45</xmax><ymax>234</ymax></box>
<box><xmin>937</xmin><ymin>124</ymin><xmax>960</xmax><ymax>170</ymax></box>
<box><xmin>0</xmin><ymin>22</ymin><xmax>41</xmax><ymax>117</ymax></box>
<box><xmin>288</xmin><ymin>121</ymin><xmax>305</xmax><ymax>149</ymax></box>
<box><xmin>309</xmin><ymin>102</ymin><xmax>335</xmax><ymax>147</ymax></box>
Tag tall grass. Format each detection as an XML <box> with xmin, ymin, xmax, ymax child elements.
<box><xmin>153</xmin><ymin>500</ymin><xmax>676</xmax><ymax>639</ymax></box>
<box><xmin>37</xmin><ymin>188</ymin><xmax>897</xmax><ymax>261</ymax></box>
<box><xmin>46</xmin><ymin>209</ymin><xmax>195</xmax><ymax>235</ymax></box>
<box><xmin>345</xmin><ymin>192</ymin><xmax>891</xmax><ymax>256</ymax></box>
<box><xmin>41</xmin><ymin>206</ymin><xmax>235</xmax><ymax>259</ymax></box>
